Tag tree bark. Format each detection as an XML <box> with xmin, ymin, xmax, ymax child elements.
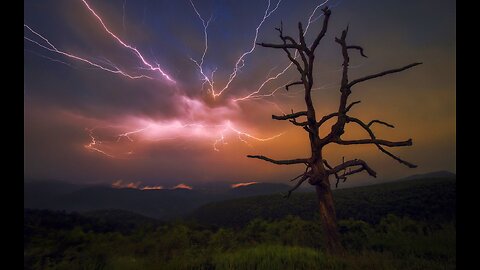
<box><xmin>315</xmin><ymin>176</ymin><xmax>345</xmax><ymax>255</ymax></box>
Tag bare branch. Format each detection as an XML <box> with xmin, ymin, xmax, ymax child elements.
<box><xmin>334</xmin><ymin>174</ymin><xmax>347</xmax><ymax>188</ymax></box>
<box><xmin>289</xmin><ymin>166</ymin><xmax>311</xmax><ymax>182</ymax></box>
<box><xmin>329</xmin><ymin>159</ymin><xmax>377</xmax><ymax>178</ymax></box>
<box><xmin>285</xmin><ymin>174</ymin><xmax>309</xmax><ymax>198</ymax></box>
<box><xmin>246</xmin><ymin>155</ymin><xmax>310</xmax><ymax>165</ymax></box>
<box><xmin>285</xmin><ymin>81</ymin><xmax>303</xmax><ymax>91</ymax></box>
<box><xmin>322</xmin><ymin>159</ymin><xmax>333</xmax><ymax>170</ymax></box>
<box><xmin>283</xmin><ymin>47</ymin><xmax>305</xmax><ymax>74</ymax></box>
<box><xmin>289</xmin><ymin>172</ymin><xmax>305</xmax><ymax>182</ymax></box>
<box><xmin>256</xmin><ymin>42</ymin><xmax>301</xmax><ymax>49</ymax></box>
<box><xmin>335</xmin><ymin>27</ymin><xmax>350</xmax><ymax>90</ymax></box>
<box><xmin>289</xmin><ymin>119</ymin><xmax>308</xmax><ymax>126</ymax></box>
<box><xmin>368</xmin><ymin>119</ymin><xmax>394</xmax><ymax>128</ymax></box>
<box><xmin>310</xmin><ymin>7</ymin><xmax>332</xmax><ymax>52</ymax></box>
<box><xmin>317</xmin><ymin>112</ymin><xmax>340</xmax><ymax>127</ymax></box>
<box><xmin>257</xmin><ymin>21</ymin><xmax>302</xmax><ymax>50</ymax></box>
<box><xmin>272</xmin><ymin>111</ymin><xmax>307</xmax><ymax>120</ymax></box>
<box><xmin>345</xmin><ymin>100</ymin><xmax>361</xmax><ymax>112</ymax></box>
<box><xmin>348</xmin><ymin>62</ymin><xmax>422</xmax><ymax>88</ymax></box>
<box><xmin>341</xmin><ymin>167</ymin><xmax>367</xmax><ymax>178</ymax></box>
<box><xmin>347</xmin><ymin>45</ymin><xmax>367</xmax><ymax>58</ymax></box>
<box><xmin>298</xmin><ymin>22</ymin><xmax>307</xmax><ymax>49</ymax></box>
<box><xmin>258</xmin><ymin>21</ymin><xmax>306</xmax><ymax>74</ymax></box>
<box><xmin>344</xmin><ymin>117</ymin><xmax>417</xmax><ymax>168</ymax></box>
<box><xmin>337</xmin><ymin>138</ymin><xmax>411</xmax><ymax>147</ymax></box>
<box><xmin>324</xmin><ymin>159</ymin><xmax>346</xmax><ymax>188</ymax></box>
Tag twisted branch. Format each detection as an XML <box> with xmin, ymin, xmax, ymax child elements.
<box><xmin>348</xmin><ymin>63</ymin><xmax>422</xmax><ymax>88</ymax></box>
<box><xmin>272</xmin><ymin>111</ymin><xmax>307</xmax><ymax>121</ymax></box>
<box><xmin>246</xmin><ymin>155</ymin><xmax>309</xmax><ymax>165</ymax></box>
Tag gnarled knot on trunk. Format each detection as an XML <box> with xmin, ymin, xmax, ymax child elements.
<box><xmin>308</xmin><ymin>173</ymin><xmax>326</xmax><ymax>185</ymax></box>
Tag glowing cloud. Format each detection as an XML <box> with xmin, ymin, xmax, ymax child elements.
<box><xmin>111</xmin><ymin>180</ymin><xmax>141</xmax><ymax>189</ymax></box>
<box><xmin>141</xmin><ymin>185</ymin><xmax>164</xmax><ymax>190</ymax></box>
<box><xmin>172</xmin><ymin>183</ymin><xmax>193</xmax><ymax>190</ymax></box>
<box><xmin>231</xmin><ymin>182</ymin><xmax>259</xmax><ymax>188</ymax></box>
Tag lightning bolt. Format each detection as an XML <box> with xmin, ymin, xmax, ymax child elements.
<box><xmin>234</xmin><ymin>0</ymin><xmax>331</xmax><ymax>101</ymax></box>
<box><xmin>213</xmin><ymin>0</ymin><xmax>282</xmax><ymax>98</ymax></box>
<box><xmin>189</xmin><ymin>0</ymin><xmax>282</xmax><ymax>98</ymax></box>
<box><xmin>189</xmin><ymin>0</ymin><xmax>215</xmax><ymax>95</ymax></box>
<box><xmin>117</xmin><ymin>125</ymin><xmax>152</xmax><ymax>142</ymax></box>
<box><xmin>84</xmin><ymin>120</ymin><xmax>284</xmax><ymax>156</ymax></box>
<box><xmin>237</xmin><ymin>80</ymin><xmax>293</xmax><ymax>101</ymax></box>
<box><xmin>226</xmin><ymin>121</ymin><xmax>285</xmax><ymax>142</ymax></box>
<box><xmin>80</xmin><ymin>0</ymin><xmax>175</xmax><ymax>83</ymax></box>
<box><xmin>213</xmin><ymin>126</ymin><xmax>228</xmax><ymax>152</ymax></box>
<box><xmin>24</xmin><ymin>48</ymin><xmax>78</xmax><ymax>69</ymax></box>
<box><xmin>84</xmin><ymin>128</ymin><xmax>115</xmax><ymax>158</ymax></box>
<box><xmin>24</xmin><ymin>24</ymin><xmax>153</xmax><ymax>80</ymax></box>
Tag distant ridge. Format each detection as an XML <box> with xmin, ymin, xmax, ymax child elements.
<box><xmin>229</xmin><ymin>183</ymin><xmax>290</xmax><ymax>195</ymax></box>
<box><xmin>188</xmin><ymin>176</ymin><xmax>456</xmax><ymax>227</ymax></box>
<box><xmin>399</xmin><ymin>170</ymin><xmax>456</xmax><ymax>181</ymax></box>
<box><xmin>24</xmin><ymin>170</ymin><xmax>455</xmax><ymax>220</ymax></box>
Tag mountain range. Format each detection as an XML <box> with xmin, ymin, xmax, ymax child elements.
<box><xmin>24</xmin><ymin>170</ymin><xmax>455</xmax><ymax>220</ymax></box>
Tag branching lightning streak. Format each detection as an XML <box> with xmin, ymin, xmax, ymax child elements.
<box><xmin>242</xmin><ymin>81</ymin><xmax>292</xmax><ymax>100</ymax></box>
<box><xmin>24</xmin><ymin>49</ymin><xmax>77</xmax><ymax>69</ymax></box>
<box><xmin>213</xmin><ymin>126</ymin><xmax>228</xmax><ymax>152</ymax></box>
<box><xmin>24</xmin><ymin>25</ymin><xmax>152</xmax><ymax>79</ymax></box>
<box><xmin>226</xmin><ymin>121</ymin><xmax>284</xmax><ymax>142</ymax></box>
<box><xmin>84</xmin><ymin>121</ymin><xmax>284</xmax><ymax>156</ymax></box>
<box><xmin>117</xmin><ymin>125</ymin><xmax>152</xmax><ymax>142</ymax></box>
<box><xmin>189</xmin><ymin>0</ymin><xmax>282</xmax><ymax>98</ymax></box>
<box><xmin>80</xmin><ymin>0</ymin><xmax>175</xmax><ymax>83</ymax></box>
<box><xmin>84</xmin><ymin>128</ymin><xmax>115</xmax><ymax>158</ymax></box>
<box><xmin>234</xmin><ymin>0</ymin><xmax>331</xmax><ymax>101</ymax></box>
<box><xmin>189</xmin><ymin>0</ymin><xmax>215</xmax><ymax>94</ymax></box>
<box><xmin>213</xmin><ymin>0</ymin><xmax>282</xmax><ymax>98</ymax></box>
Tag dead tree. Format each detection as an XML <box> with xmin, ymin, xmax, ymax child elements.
<box><xmin>247</xmin><ymin>6</ymin><xmax>421</xmax><ymax>254</ymax></box>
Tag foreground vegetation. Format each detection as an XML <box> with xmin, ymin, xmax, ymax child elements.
<box><xmin>24</xmin><ymin>210</ymin><xmax>455</xmax><ymax>270</ymax></box>
<box><xmin>24</xmin><ymin>177</ymin><xmax>455</xmax><ymax>269</ymax></box>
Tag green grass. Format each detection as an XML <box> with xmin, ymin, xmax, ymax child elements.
<box><xmin>213</xmin><ymin>245</ymin><xmax>342</xmax><ymax>270</ymax></box>
<box><xmin>213</xmin><ymin>245</ymin><xmax>455</xmax><ymax>270</ymax></box>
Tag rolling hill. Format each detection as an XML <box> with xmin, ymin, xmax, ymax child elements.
<box><xmin>187</xmin><ymin>175</ymin><xmax>456</xmax><ymax>227</ymax></box>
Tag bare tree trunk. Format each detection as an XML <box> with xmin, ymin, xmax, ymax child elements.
<box><xmin>315</xmin><ymin>176</ymin><xmax>344</xmax><ymax>255</ymax></box>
